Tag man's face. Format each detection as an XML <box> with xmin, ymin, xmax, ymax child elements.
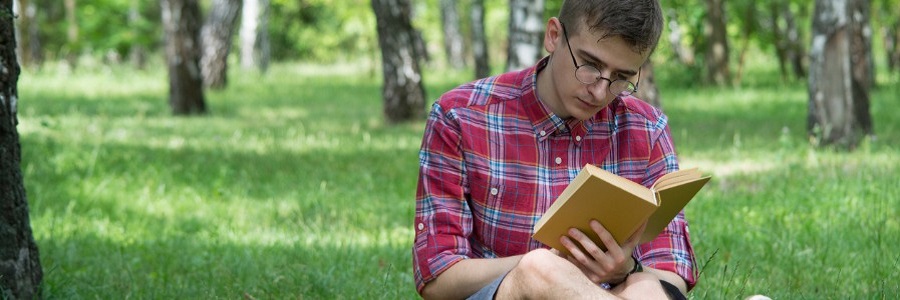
<box><xmin>540</xmin><ymin>19</ymin><xmax>648</xmax><ymax>120</ymax></box>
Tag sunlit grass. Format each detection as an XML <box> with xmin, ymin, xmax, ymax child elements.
<box><xmin>15</xmin><ymin>57</ymin><xmax>900</xmax><ymax>298</ymax></box>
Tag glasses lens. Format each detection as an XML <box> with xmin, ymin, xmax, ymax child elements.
<box><xmin>610</xmin><ymin>80</ymin><xmax>636</xmax><ymax>96</ymax></box>
<box><xmin>575</xmin><ymin>66</ymin><xmax>601</xmax><ymax>85</ymax></box>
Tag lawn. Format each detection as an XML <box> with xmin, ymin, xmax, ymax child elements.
<box><xmin>16</xmin><ymin>57</ymin><xmax>900</xmax><ymax>299</ymax></box>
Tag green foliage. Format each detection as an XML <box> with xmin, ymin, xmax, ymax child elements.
<box><xmin>269</xmin><ymin>0</ymin><xmax>376</xmax><ymax>62</ymax></box>
<box><xmin>15</xmin><ymin>41</ymin><xmax>900</xmax><ymax>300</ymax></box>
<box><xmin>25</xmin><ymin>0</ymin><xmax>159</xmax><ymax>61</ymax></box>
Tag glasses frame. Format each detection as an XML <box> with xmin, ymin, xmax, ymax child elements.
<box><xmin>560</xmin><ymin>22</ymin><xmax>641</xmax><ymax>97</ymax></box>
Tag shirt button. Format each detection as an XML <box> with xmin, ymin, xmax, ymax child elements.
<box><xmin>555</xmin><ymin>157</ymin><xmax>562</xmax><ymax>164</ymax></box>
<box><xmin>417</xmin><ymin>223</ymin><xmax>425</xmax><ymax>230</ymax></box>
<box><xmin>576</xmin><ymin>136</ymin><xmax>582</xmax><ymax>141</ymax></box>
<box><xmin>490</xmin><ymin>188</ymin><xmax>499</xmax><ymax>196</ymax></box>
<box><xmin>539</xmin><ymin>130</ymin><xmax>547</xmax><ymax>137</ymax></box>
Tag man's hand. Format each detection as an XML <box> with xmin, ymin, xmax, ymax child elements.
<box><xmin>558</xmin><ymin>220</ymin><xmax>647</xmax><ymax>284</ymax></box>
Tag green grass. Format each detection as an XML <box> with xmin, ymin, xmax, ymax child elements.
<box><xmin>16</xmin><ymin>59</ymin><xmax>899</xmax><ymax>299</ymax></box>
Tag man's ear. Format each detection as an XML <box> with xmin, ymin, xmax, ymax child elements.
<box><xmin>543</xmin><ymin>17</ymin><xmax>562</xmax><ymax>54</ymax></box>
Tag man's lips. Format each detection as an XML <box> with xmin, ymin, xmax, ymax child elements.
<box><xmin>577</xmin><ymin>97</ymin><xmax>600</xmax><ymax>108</ymax></box>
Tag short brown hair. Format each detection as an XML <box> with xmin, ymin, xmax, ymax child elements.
<box><xmin>558</xmin><ymin>0</ymin><xmax>663</xmax><ymax>54</ymax></box>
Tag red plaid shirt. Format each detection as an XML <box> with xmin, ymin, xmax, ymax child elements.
<box><xmin>413</xmin><ymin>57</ymin><xmax>697</xmax><ymax>293</ymax></box>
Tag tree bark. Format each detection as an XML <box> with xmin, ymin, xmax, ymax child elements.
<box><xmin>371</xmin><ymin>0</ymin><xmax>426</xmax><ymax>123</ymax></box>
<box><xmin>161</xmin><ymin>0</ymin><xmax>207</xmax><ymax>115</ymax></box>
<box><xmin>440</xmin><ymin>0</ymin><xmax>465</xmax><ymax>69</ymax></box>
<box><xmin>200</xmin><ymin>0</ymin><xmax>241</xmax><ymax>89</ymax></box>
<box><xmin>847</xmin><ymin>0</ymin><xmax>872</xmax><ymax>134</ymax></box>
<box><xmin>471</xmin><ymin>0</ymin><xmax>490</xmax><ymax>78</ymax></box>
<box><xmin>240</xmin><ymin>0</ymin><xmax>270</xmax><ymax>73</ymax></box>
<box><xmin>808</xmin><ymin>0</ymin><xmax>872</xmax><ymax>150</ymax></box>
<box><xmin>506</xmin><ymin>0</ymin><xmax>544</xmax><ymax>72</ymax></box>
<box><xmin>848</xmin><ymin>0</ymin><xmax>873</xmax><ymax>90</ymax></box>
<box><xmin>703</xmin><ymin>0</ymin><xmax>730</xmax><ymax>85</ymax></box>
<box><xmin>1</xmin><ymin>2</ymin><xmax>44</xmax><ymax>298</ymax></box>
<box><xmin>635</xmin><ymin>60</ymin><xmax>661</xmax><ymax>108</ymax></box>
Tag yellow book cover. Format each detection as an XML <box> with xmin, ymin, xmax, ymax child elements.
<box><xmin>532</xmin><ymin>164</ymin><xmax>710</xmax><ymax>255</ymax></box>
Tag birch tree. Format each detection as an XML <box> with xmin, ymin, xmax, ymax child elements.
<box><xmin>506</xmin><ymin>0</ymin><xmax>544</xmax><ymax>72</ymax></box>
<box><xmin>808</xmin><ymin>0</ymin><xmax>873</xmax><ymax>149</ymax></box>
<box><xmin>1</xmin><ymin>2</ymin><xmax>44</xmax><ymax>298</ymax></box>
<box><xmin>371</xmin><ymin>0</ymin><xmax>426</xmax><ymax>123</ymax></box>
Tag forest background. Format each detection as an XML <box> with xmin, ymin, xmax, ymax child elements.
<box><xmin>2</xmin><ymin>0</ymin><xmax>899</xmax><ymax>298</ymax></box>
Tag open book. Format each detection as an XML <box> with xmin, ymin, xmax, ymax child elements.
<box><xmin>532</xmin><ymin>164</ymin><xmax>711</xmax><ymax>255</ymax></box>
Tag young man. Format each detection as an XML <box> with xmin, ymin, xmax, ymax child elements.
<box><xmin>413</xmin><ymin>0</ymin><xmax>696</xmax><ymax>298</ymax></box>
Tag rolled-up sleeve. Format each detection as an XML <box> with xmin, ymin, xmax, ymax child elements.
<box><xmin>413</xmin><ymin>102</ymin><xmax>473</xmax><ymax>294</ymax></box>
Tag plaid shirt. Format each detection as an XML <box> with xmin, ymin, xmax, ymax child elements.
<box><xmin>413</xmin><ymin>57</ymin><xmax>697</xmax><ymax>293</ymax></box>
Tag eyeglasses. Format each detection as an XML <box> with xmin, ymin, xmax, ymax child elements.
<box><xmin>560</xmin><ymin>22</ymin><xmax>641</xmax><ymax>97</ymax></box>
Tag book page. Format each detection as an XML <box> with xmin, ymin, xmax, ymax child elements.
<box><xmin>652</xmin><ymin>168</ymin><xmax>701</xmax><ymax>191</ymax></box>
<box><xmin>641</xmin><ymin>176</ymin><xmax>711</xmax><ymax>243</ymax></box>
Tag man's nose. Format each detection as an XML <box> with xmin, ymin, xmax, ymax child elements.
<box><xmin>587</xmin><ymin>78</ymin><xmax>612</xmax><ymax>101</ymax></box>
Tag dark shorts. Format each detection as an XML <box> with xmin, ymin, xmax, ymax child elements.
<box><xmin>465</xmin><ymin>272</ymin><xmax>686</xmax><ymax>300</ymax></box>
<box><xmin>466</xmin><ymin>273</ymin><xmax>507</xmax><ymax>300</ymax></box>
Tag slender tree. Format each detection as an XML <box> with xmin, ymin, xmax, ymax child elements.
<box><xmin>371</xmin><ymin>0</ymin><xmax>426</xmax><ymax>123</ymax></box>
<box><xmin>1</xmin><ymin>2</ymin><xmax>44</xmax><ymax>298</ymax></box>
<box><xmin>770</xmin><ymin>0</ymin><xmax>808</xmax><ymax>80</ymax></box>
<box><xmin>63</xmin><ymin>0</ymin><xmax>78</xmax><ymax>68</ymax></box>
<box><xmin>808</xmin><ymin>0</ymin><xmax>873</xmax><ymax>149</ymax></box>
<box><xmin>161</xmin><ymin>0</ymin><xmax>207</xmax><ymax>115</ymax></box>
<box><xmin>128</xmin><ymin>0</ymin><xmax>147</xmax><ymax>69</ymax></box>
<box><xmin>440</xmin><ymin>0</ymin><xmax>465</xmax><ymax>69</ymax></box>
<box><xmin>703</xmin><ymin>0</ymin><xmax>730</xmax><ymax>85</ymax></box>
<box><xmin>200</xmin><ymin>0</ymin><xmax>242</xmax><ymax>89</ymax></box>
<box><xmin>471</xmin><ymin>0</ymin><xmax>490</xmax><ymax>78</ymax></box>
<box><xmin>240</xmin><ymin>0</ymin><xmax>270</xmax><ymax>73</ymax></box>
<box><xmin>506</xmin><ymin>0</ymin><xmax>544</xmax><ymax>72</ymax></box>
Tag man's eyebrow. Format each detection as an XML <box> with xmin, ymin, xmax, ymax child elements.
<box><xmin>577</xmin><ymin>49</ymin><xmax>639</xmax><ymax>77</ymax></box>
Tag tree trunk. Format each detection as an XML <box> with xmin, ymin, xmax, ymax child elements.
<box><xmin>201</xmin><ymin>0</ymin><xmax>241</xmax><ymax>89</ymax></box>
<box><xmin>848</xmin><ymin>0</ymin><xmax>874</xmax><ymax>90</ymax></box>
<box><xmin>808</xmin><ymin>0</ymin><xmax>872</xmax><ymax>150</ymax></box>
<box><xmin>703</xmin><ymin>0</ymin><xmax>730</xmax><ymax>85</ymax></box>
<box><xmin>733</xmin><ymin>2</ymin><xmax>758</xmax><ymax>84</ymax></box>
<box><xmin>506</xmin><ymin>0</ymin><xmax>544</xmax><ymax>72</ymax></box>
<box><xmin>886</xmin><ymin>21</ymin><xmax>899</xmax><ymax>72</ymax></box>
<box><xmin>635</xmin><ymin>60</ymin><xmax>661</xmax><ymax>108</ymax></box>
<box><xmin>770</xmin><ymin>1</ymin><xmax>808</xmax><ymax>80</ymax></box>
<box><xmin>785</xmin><ymin>3</ymin><xmax>807</xmax><ymax>79</ymax></box>
<box><xmin>128</xmin><ymin>0</ymin><xmax>147</xmax><ymax>69</ymax></box>
<box><xmin>1</xmin><ymin>2</ymin><xmax>44</xmax><ymax>298</ymax></box>
<box><xmin>770</xmin><ymin>1</ymin><xmax>790</xmax><ymax>79</ymax></box>
<box><xmin>371</xmin><ymin>0</ymin><xmax>426</xmax><ymax>123</ymax></box>
<box><xmin>848</xmin><ymin>0</ymin><xmax>872</xmax><ymax>134</ymax></box>
<box><xmin>471</xmin><ymin>0</ymin><xmax>490</xmax><ymax>78</ymax></box>
<box><xmin>161</xmin><ymin>0</ymin><xmax>207</xmax><ymax>115</ymax></box>
<box><xmin>64</xmin><ymin>0</ymin><xmax>78</xmax><ymax>69</ymax></box>
<box><xmin>240</xmin><ymin>0</ymin><xmax>270</xmax><ymax>73</ymax></box>
<box><xmin>23</xmin><ymin>0</ymin><xmax>41</xmax><ymax>67</ymax></box>
<box><xmin>440</xmin><ymin>0</ymin><xmax>464</xmax><ymax>69</ymax></box>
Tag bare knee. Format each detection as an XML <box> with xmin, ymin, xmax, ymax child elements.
<box><xmin>513</xmin><ymin>249</ymin><xmax>572</xmax><ymax>286</ymax></box>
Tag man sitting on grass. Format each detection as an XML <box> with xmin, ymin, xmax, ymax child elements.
<box><xmin>412</xmin><ymin>0</ymin><xmax>697</xmax><ymax>298</ymax></box>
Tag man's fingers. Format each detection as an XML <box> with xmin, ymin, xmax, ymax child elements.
<box><xmin>590</xmin><ymin>220</ymin><xmax>621</xmax><ymax>256</ymax></box>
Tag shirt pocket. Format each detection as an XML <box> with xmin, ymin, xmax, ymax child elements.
<box><xmin>468</xmin><ymin>175</ymin><xmax>541</xmax><ymax>257</ymax></box>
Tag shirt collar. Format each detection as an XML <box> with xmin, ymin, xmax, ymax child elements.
<box><xmin>522</xmin><ymin>56</ymin><xmax>602</xmax><ymax>145</ymax></box>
